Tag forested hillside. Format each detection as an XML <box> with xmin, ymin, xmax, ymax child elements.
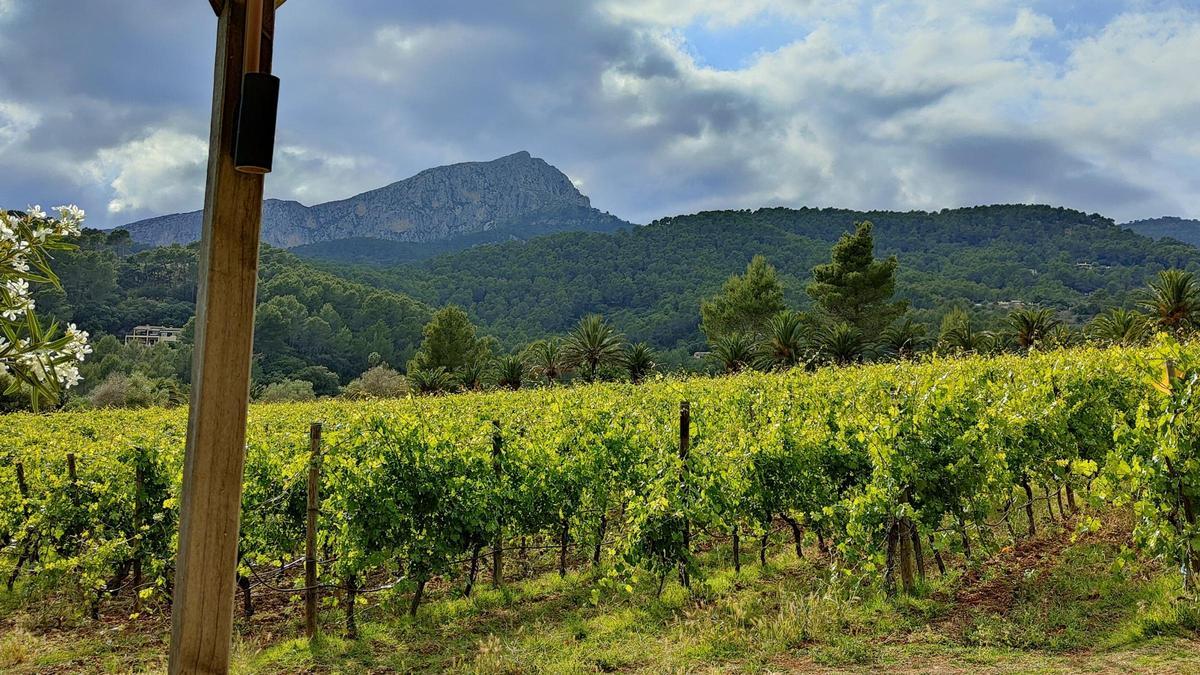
<box><xmin>327</xmin><ymin>205</ymin><xmax>1199</xmax><ymax>360</ymax></box>
<box><xmin>31</xmin><ymin>230</ymin><xmax>430</xmax><ymax>401</ymax></box>
<box><xmin>1125</xmin><ymin>216</ymin><xmax>1200</xmax><ymax>248</ymax></box>
<box><xmin>26</xmin><ymin>204</ymin><xmax>1200</xmax><ymax>406</ymax></box>
<box><xmin>289</xmin><ymin>204</ymin><xmax>630</xmax><ymax>265</ymax></box>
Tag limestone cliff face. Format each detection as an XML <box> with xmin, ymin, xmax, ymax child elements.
<box><xmin>120</xmin><ymin>151</ymin><xmax>612</xmax><ymax>247</ymax></box>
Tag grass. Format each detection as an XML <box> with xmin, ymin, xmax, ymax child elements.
<box><xmin>4</xmin><ymin>515</ymin><xmax>1200</xmax><ymax>673</ymax></box>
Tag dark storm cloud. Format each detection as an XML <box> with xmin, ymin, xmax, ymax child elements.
<box><xmin>0</xmin><ymin>0</ymin><xmax>1197</xmax><ymax>228</ymax></box>
<box><xmin>934</xmin><ymin>134</ymin><xmax>1173</xmax><ymax>216</ymax></box>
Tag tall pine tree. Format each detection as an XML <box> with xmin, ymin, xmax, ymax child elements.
<box><xmin>807</xmin><ymin>221</ymin><xmax>906</xmax><ymax>341</ymax></box>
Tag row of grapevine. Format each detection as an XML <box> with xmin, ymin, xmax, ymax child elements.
<box><xmin>0</xmin><ymin>340</ymin><xmax>1196</xmax><ymax>628</ymax></box>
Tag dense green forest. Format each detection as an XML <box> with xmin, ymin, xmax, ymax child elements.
<box><xmin>1125</xmin><ymin>216</ymin><xmax>1200</xmax><ymax>248</ymax></box>
<box><xmin>23</xmin><ymin>229</ymin><xmax>430</xmax><ymax>406</ymax></box>
<box><xmin>288</xmin><ymin>204</ymin><xmax>631</xmax><ymax>265</ymax></box>
<box><xmin>321</xmin><ymin>205</ymin><xmax>1199</xmax><ymax>361</ymax></box>
<box><xmin>19</xmin><ymin>203</ymin><xmax>1200</xmax><ymax>408</ymax></box>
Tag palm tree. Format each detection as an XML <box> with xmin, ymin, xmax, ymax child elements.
<box><xmin>938</xmin><ymin>308</ymin><xmax>993</xmax><ymax>354</ymax></box>
<box><xmin>1047</xmin><ymin>323</ymin><xmax>1077</xmax><ymax>349</ymax></box>
<box><xmin>524</xmin><ymin>338</ymin><xmax>569</xmax><ymax>385</ymax></box>
<box><xmin>709</xmin><ymin>333</ymin><xmax>756</xmax><ymax>374</ymax></box>
<box><xmin>457</xmin><ymin>356</ymin><xmax>487</xmax><ymax>391</ymax></box>
<box><xmin>1140</xmin><ymin>269</ymin><xmax>1200</xmax><ymax>334</ymax></box>
<box><xmin>624</xmin><ymin>342</ymin><xmax>657</xmax><ymax>384</ymax></box>
<box><xmin>1007</xmin><ymin>307</ymin><xmax>1060</xmax><ymax>350</ymax></box>
<box><xmin>879</xmin><ymin>317</ymin><xmax>928</xmax><ymax>360</ymax></box>
<box><xmin>756</xmin><ymin>310</ymin><xmax>809</xmax><ymax>371</ymax></box>
<box><xmin>814</xmin><ymin>322</ymin><xmax>869</xmax><ymax>366</ymax></box>
<box><xmin>409</xmin><ymin>367</ymin><xmax>455</xmax><ymax>395</ymax></box>
<box><xmin>493</xmin><ymin>354</ymin><xmax>525</xmax><ymax>391</ymax></box>
<box><xmin>1087</xmin><ymin>308</ymin><xmax>1151</xmax><ymax>346</ymax></box>
<box><xmin>563</xmin><ymin>314</ymin><xmax>626</xmax><ymax>383</ymax></box>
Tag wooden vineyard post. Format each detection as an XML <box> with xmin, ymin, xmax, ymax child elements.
<box><xmin>305</xmin><ymin>422</ymin><xmax>322</xmax><ymax>638</ymax></box>
<box><xmin>169</xmin><ymin>1</ymin><xmax>276</xmax><ymax>671</ymax></box>
<box><xmin>66</xmin><ymin>453</ymin><xmax>80</xmax><ymax>508</ymax></box>
<box><xmin>491</xmin><ymin>420</ymin><xmax>503</xmax><ymax>587</ymax></box>
<box><xmin>6</xmin><ymin>462</ymin><xmax>31</xmax><ymax>592</ymax></box>
<box><xmin>15</xmin><ymin>461</ymin><xmax>28</xmax><ymax>503</ymax></box>
<box><xmin>679</xmin><ymin>401</ymin><xmax>691</xmax><ymax>589</ymax></box>
<box><xmin>134</xmin><ymin>454</ymin><xmax>145</xmax><ymax>612</ymax></box>
<box><xmin>732</xmin><ymin>523</ymin><xmax>741</xmax><ymax>573</ymax></box>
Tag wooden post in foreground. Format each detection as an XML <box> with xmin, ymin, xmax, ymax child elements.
<box><xmin>305</xmin><ymin>422</ymin><xmax>322</xmax><ymax>638</ymax></box>
<box><xmin>679</xmin><ymin>401</ymin><xmax>691</xmax><ymax>589</ymax></box>
<box><xmin>491</xmin><ymin>420</ymin><xmax>503</xmax><ymax>587</ymax></box>
<box><xmin>169</xmin><ymin>1</ymin><xmax>275</xmax><ymax>672</ymax></box>
<box><xmin>134</xmin><ymin>456</ymin><xmax>145</xmax><ymax>611</ymax></box>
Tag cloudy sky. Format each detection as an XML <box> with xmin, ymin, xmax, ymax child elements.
<box><xmin>1</xmin><ymin>0</ymin><xmax>1198</xmax><ymax>229</ymax></box>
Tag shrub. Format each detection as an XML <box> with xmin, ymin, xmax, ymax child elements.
<box><xmin>258</xmin><ymin>379</ymin><xmax>317</xmax><ymax>403</ymax></box>
<box><xmin>343</xmin><ymin>365</ymin><xmax>409</xmax><ymax>399</ymax></box>
<box><xmin>87</xmin><ymin>372</ymin><xmax>168</xmax><ymax>408</ymax></box>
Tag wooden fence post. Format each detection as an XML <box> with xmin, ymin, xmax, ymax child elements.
<box><xmin>491</xmin><ymin>420</ymin><xmax>503</xmax><ymax>587</ymax></box>
<box><xmin>305</xmin><ymin>422</ymin><xmax>322</xmax><ymax>638</ymax></box>
<box><xmin>6</xmin><ymin>462</ymin><xmax>32</xmax><ymax>591</ymax></box>
<box><xmin>65</xmin><ymin>452</ymin><xmax>81</xmax><ymax>514</ymax></box>
<box><xmin>169</xmin><ymin>0</ymin><xmax>276</xmax><ymax>670</ymax></box>
<box><xmin>133</xmin><ymin>454</ymin><xmax>145</xmax><ymax>611</ymax></box>
<box><xmin>679</xmin><ymin>401</ymin><xmax>691</xmax><ymax>589</ymax></box>
<box><xmin>15</xmin><ymin>461</ymin><xmax>28</xmax><ymax>504</ymax></box>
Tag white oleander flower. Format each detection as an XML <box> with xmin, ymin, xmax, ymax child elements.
<box><xmin>59</xmin><ymin>363</ymin><xmax>82</xmax><ymax>388</ymax></box>
<box><xmin>5</xmin><ymin>277</ymin><xmax>29</xmax><ymax>297</ymax></box>
<box><xmin>53</xmin><ymin>204</ymin><xmax>85</xmax><ymax>222</ymax></box>
<box><xmin>1</xmin><ymin>203</ymin><xmax>91</xmax><ymax>406</ymax></box>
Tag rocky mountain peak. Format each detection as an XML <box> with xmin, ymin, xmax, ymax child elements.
<box><xmin>118</xmin><ymin>152</ymin><xmax>608</xmax><ymax>248</ymax></box>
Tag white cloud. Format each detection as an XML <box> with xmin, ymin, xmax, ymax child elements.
<box><xmin>270</xmin><ymin>144</ymin><xmax>391</xmax><ymax>205</ymax></box>
<box><xmin>0</xmin><ymin>100</ymin><xmax>39</xmax><ymax>151</ymax></box>
<box><xmin>575</xmin><ymin>2</ymin><xmax>1200</xmax><ymax>220</ymax></box>
<box><xmin>1011</xmin><ymin>8</ymin><xmax>1056</xmax><ymax>41</ymax></box>
<box><xmin>83</xmin><ymin>128</ymin><xmax>207</xmax><ymax>216</ymax></box>
<box><xmin>2</xmin><ymin>1</ymin><xmax>1199</xmax><ymax>226</ymax></box>
<box><xmin>600</xmin><ymin>0</ymin><xmax>834</xmax><ymax>28</ymax></box>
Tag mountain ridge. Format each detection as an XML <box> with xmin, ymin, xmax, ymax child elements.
<box><xmin>1124</xmin><ymin>216</ymin><xmax>1200</xmax><ymax>248</ymax></box>
<box><xmin>316</xmin><ymin>204</ymin><xmax>1200</xmax><ymax>360</ymax></box>
<box><xmin>118</xmin><ymin>151</ymin><xmax>631</xmax><ymax>248</ymax></box>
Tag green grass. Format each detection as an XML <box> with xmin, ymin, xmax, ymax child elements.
<box><xmin>4</xmin><ymin>523</ymin><xmax>1200</xmax><ymax>673</ymax></box>
<box><xmin>237</xmin><ymin>530</ymin><xmax>1200</xmax><ymax>673</ymax></box>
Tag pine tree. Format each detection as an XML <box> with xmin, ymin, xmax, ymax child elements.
<box><xmin>700</xmin><ymin>255</ymin><xmax>786</xmax><ymax>342</ymax></box>
<box><xmin>807</xmin><ymin>221</ymin><xmax>906</xmax><ymax>340</ymax></box>
<box><xmin>407</xmin><ymin>306</ymin><xmax>494</xmax><ymax>377</ymax></box>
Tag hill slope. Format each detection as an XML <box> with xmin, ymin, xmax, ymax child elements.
<box><xmin>34</xmin><ymin>233</ymin><xmax>432</xmax><ymax>387</ymax></box>
<box><xmin>324</xmin><ymin>205</ymin><xmax>1199</xmax><ymax>359</ymax></box>
<box><xmin>119</xmin><ymin>151</ymin><xmax>631</xmax><ymax>248</ymax></box>
<box><xmin>289</xmin><ymin>203</ymin><xmax>630</xmax><ymax>265</ymax></box>
<box><xmin>1125</xmin><ymin>216</ymin><xmax>1200</xmax><ymax>248</ymax></box>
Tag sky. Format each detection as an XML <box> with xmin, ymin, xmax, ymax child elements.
<box><xmin>1</xmin><ymin>0</ymin><xmax>1198</xmax><ymax>230</ymax></box>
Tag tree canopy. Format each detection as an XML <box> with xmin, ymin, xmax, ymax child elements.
<box><xmin>806</xmin><ymin>221</ymin><xmax>906</xmax><ymax>340</ymax></box>
<box><xmin>408</xmin><ymin>305</ymin><xmax>495</xmax><ymax>377</ymax></box>
<box><xmin>700</xmin><ymin>255</ymin><xmax>786</xmax><ymax>342</ymax></box>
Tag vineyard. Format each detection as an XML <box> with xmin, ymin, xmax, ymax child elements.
<box><xmin>3</xmin><ymin>339</ymin><xmax>1200</xmax><ymax>669</ymax></box>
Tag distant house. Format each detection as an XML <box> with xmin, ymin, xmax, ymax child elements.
<box><xmin>124</xmin><ymin>325</ymin><xmax>183</xmax><ymax>346</ymax></box>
